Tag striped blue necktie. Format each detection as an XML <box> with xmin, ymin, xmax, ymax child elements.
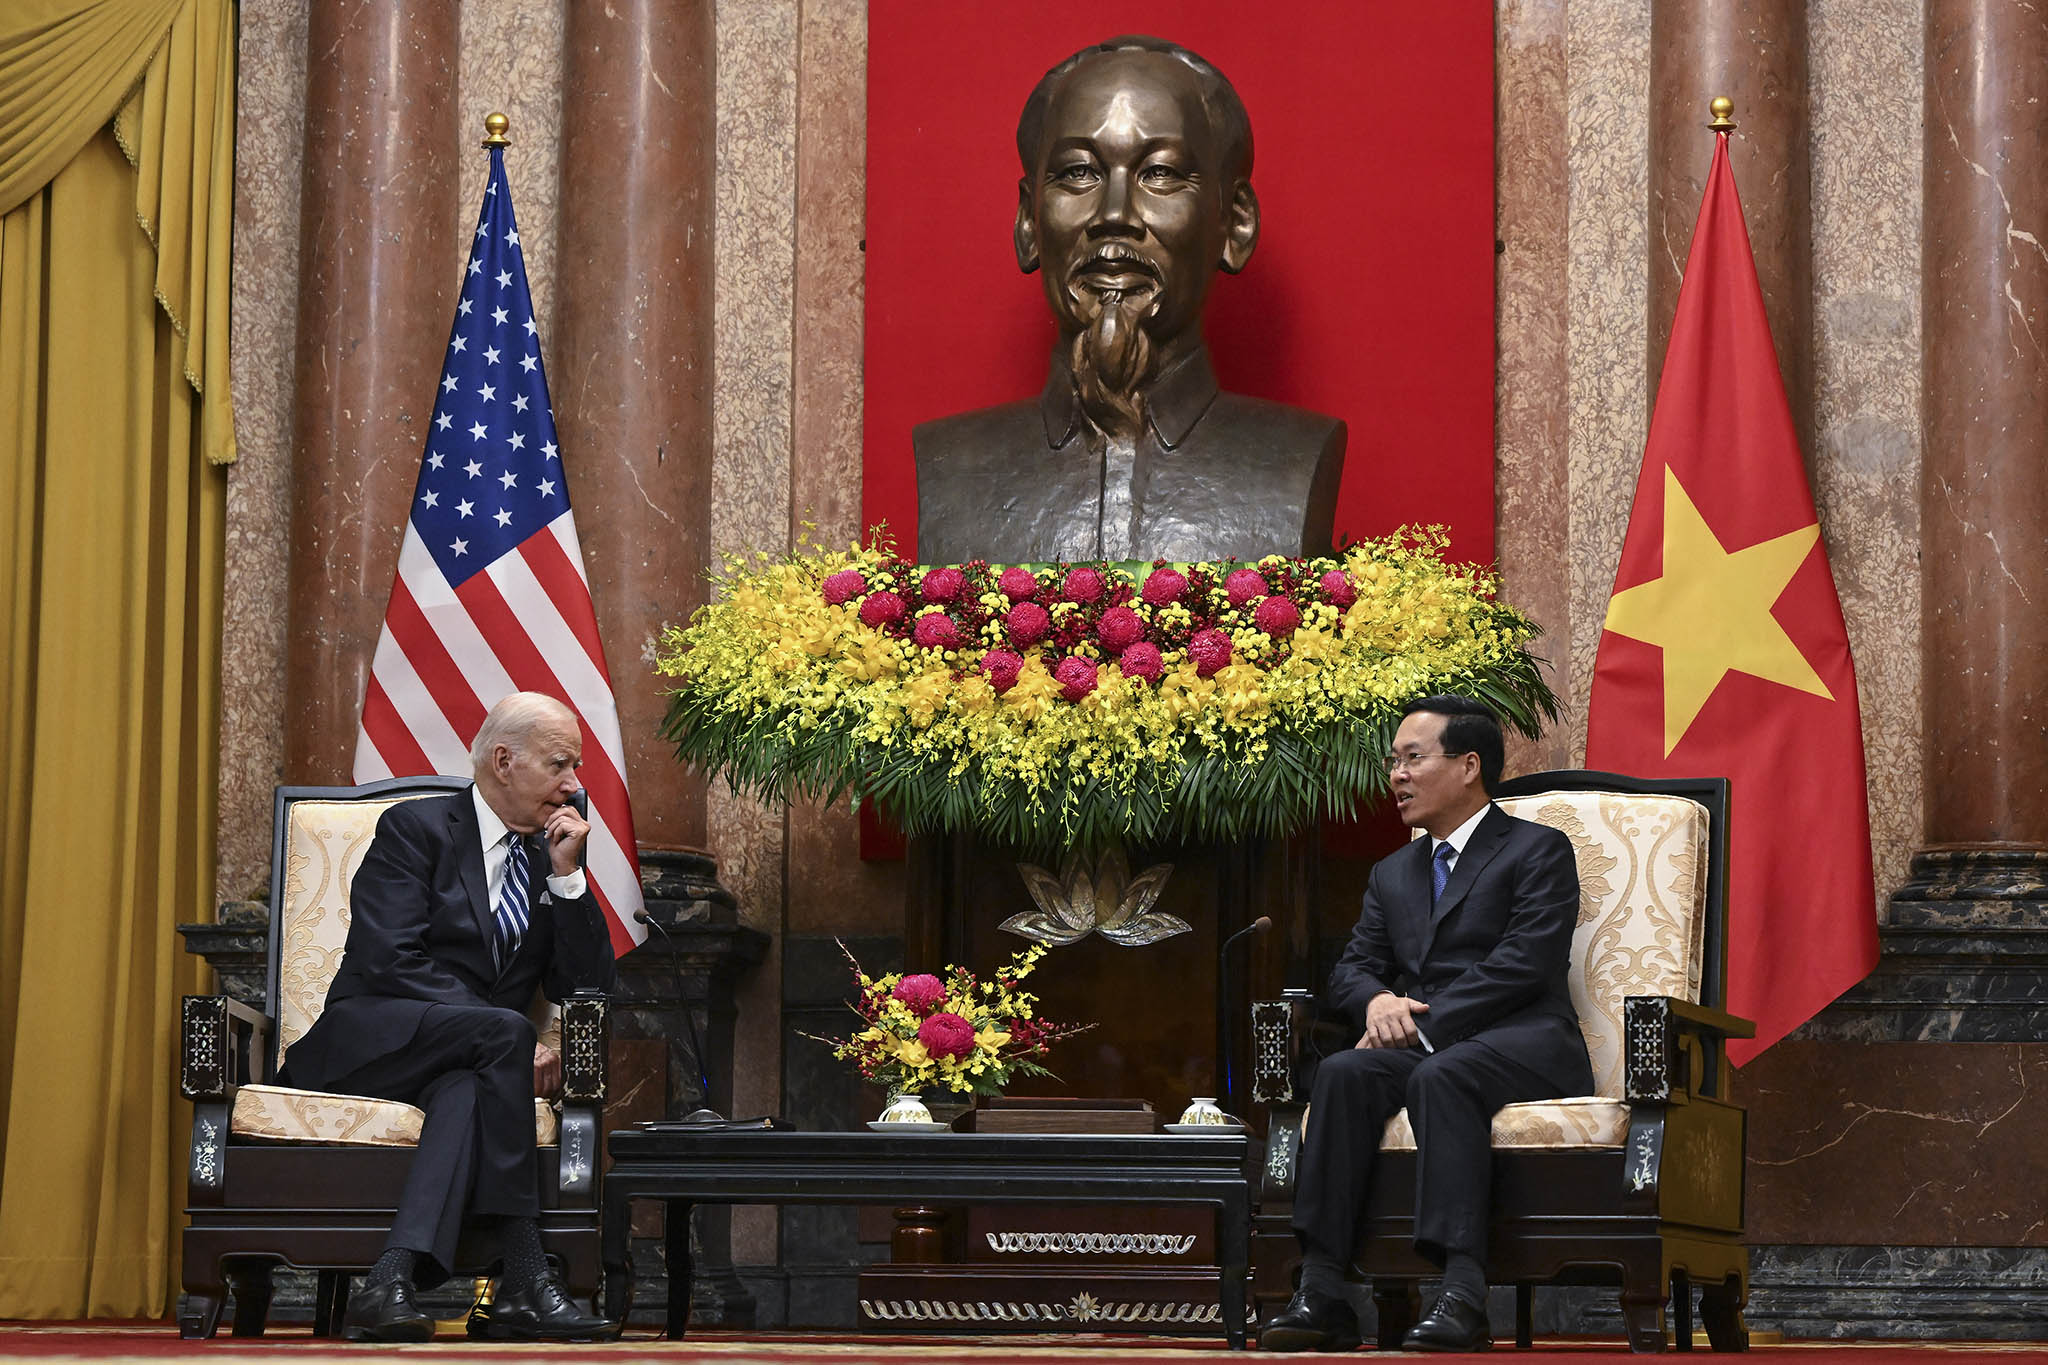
<box><xmin>493</xmin><ymin>832</ymin><xmax>530</xmax><ymax>967</ymax></box>
<box><xmin>1431</xmin><ymin>842</ymin><xmax>1455</xmax><ymax>906</ymax></box>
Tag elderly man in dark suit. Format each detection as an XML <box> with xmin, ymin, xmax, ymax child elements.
<box><xmin>1261</xmin><ymin>695</ymin><xmax>1591</xmax><ymax>1353</ymax></box>
<box><xmin>279</xmin><ymin>691</ymin><xmax>617</xmax><ymax>1342</ymax></box>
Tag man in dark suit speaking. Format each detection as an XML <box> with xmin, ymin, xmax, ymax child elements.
<box><xmin>278</xmin><ymin>691</ymin><xmax>617</xmax><ymax>1342</ymax></box>
<box><xmin>1260</xmin><ymin>696</ymin><xmax>1591</xmax><ymax>1353</ymax></box>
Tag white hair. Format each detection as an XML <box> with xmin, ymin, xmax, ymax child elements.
<box><xmin>469</xmin><ymin>692</ymin><xmax>577</xmax><ymax>775</ymax></box>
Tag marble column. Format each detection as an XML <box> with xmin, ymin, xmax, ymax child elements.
<box><xmin>1915</xmin><ymin>0</ymin><xmax>2048</xmax><ymax>859</ymax></box>
<box><xmin>284</xmin><ymin>1</ymin><xmax>463</xmax><ymax>782</ymax></box>
<box><xmin>1495</xmin><ymin>0</ymin><xmax>1572</xmax><ymax>775</ymax></box>
<box><xmin>554</xmin><ymin>0</ymin><xmax>716</xmax><ymax>853</ymax></box>
<box><xmin>1648</xmin><ymin>0</ymin><xmax>1812</xmax><ymax>458</ymax></box>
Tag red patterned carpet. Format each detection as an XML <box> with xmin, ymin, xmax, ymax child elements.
<box><xmin>3</xmin><ymin>1325</ymin><xmax>2047</xmax><ymax>1363</ymax></box>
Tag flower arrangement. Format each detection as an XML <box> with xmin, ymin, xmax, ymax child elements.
<box><xmin>656</xmin><ymin>527</ymin><xmax>1555</xmax><ymax>856</ymax></box>
<box><xmin>805</xmin><ymin>944</ymin><xmax>1089</xmax><ymax>1099</ymax></box>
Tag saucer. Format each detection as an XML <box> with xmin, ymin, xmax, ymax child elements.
<box><xmin>1164</xmin><ymin>1121</ymin><xmax>1247</xmax><ymax>1134</ymax></box>
<box><xmin>866</xmin><ymin>1120</ymin><xmax>953</xmax><ymax>1133</ymax></box>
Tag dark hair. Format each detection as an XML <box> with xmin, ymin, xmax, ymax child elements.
<box><xmin>1400</xmin><ymin>695</ymin><xmax>1504</xmax><ymax>794</ymax></box>
<box><xmin>1015</xmin><ymin>35</ymin><xmax>1254</xmax><ymax>188</ymax></box>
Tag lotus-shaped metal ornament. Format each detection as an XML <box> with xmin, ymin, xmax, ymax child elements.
<box><xmin>999</xmin><ymin>846</ymin><xmax>1188</xmax><ymax>947</ymax></box>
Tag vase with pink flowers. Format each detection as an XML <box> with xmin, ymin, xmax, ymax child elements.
<box><xmin>804</xmin><ymin>942</ymin><xmax>1090</xmax><ymax>1123</ymax></box>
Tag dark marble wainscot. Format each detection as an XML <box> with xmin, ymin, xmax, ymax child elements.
<box><xmin>1734</xmin><ymin>1041</ymin><xmax>2048</xmax><ymax>1247</ymax></box>
<box><xmin>1699</xmin><ymin>840</ymin><xmax>2048</xmax><ymax>1343</ymax></box>
<box><xmin>1505</xmin><ymin>1248</ymin><xmax>2048</xmax><ymax>1343</ymax></box>
<box><xmin>1810</xmin><ymin>849</ymin><xmax>2048</xmax><ymax>1043</ymax></box>
<box><xmin>180</xmin><ymin>898</ymin><xmax>270</xmax><ymax>1008</ymax></box>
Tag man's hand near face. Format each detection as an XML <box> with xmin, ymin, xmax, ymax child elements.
<box><xmin>534</xmin><ymin>1042</ymin><xmax>561</xmax><ymax>1098</ymax></box>
<box><xmin>543</xmin><ymin>801</ymin><xmax>589</xmax><ymax>877</ymax></box>
<box><xmin>1356</xmin><ymin>990</ymin><xmax>1430</xmax><ymax>1049</ymax></box>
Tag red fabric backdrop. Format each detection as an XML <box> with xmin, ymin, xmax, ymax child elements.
<box><xmin>862</xmin><ymin>0</ymin><xmax>1498</xmax><ymax>565</ymax></box>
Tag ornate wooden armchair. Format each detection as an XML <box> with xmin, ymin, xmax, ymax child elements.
<box><xmin>179</xmin><ymin>776</ymin><xmax>611</xmax><ymax>1339</ymax></box>
<box><xmin>1252</xmin><ymin>770</ymin><xmax>1752</xmax><ymax>1352</ymax></box>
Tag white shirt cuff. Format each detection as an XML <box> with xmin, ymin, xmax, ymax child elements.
<box><xmin>546</xmin><ymin>867</ymin><xmax>587</xmax><ymax>900</ymax></box>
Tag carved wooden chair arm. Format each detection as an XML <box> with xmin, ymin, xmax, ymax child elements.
<box><xmin>181</xmin><ymin>994</ymin><xmax>272</xmax><ymax>1101</ymax></box>
<box><xmin>553</xmin><ymin>990</ymin><xmax>609</xmax><ymax>1201</ymax></box>
<box><xmin>1623</xmin><ymin>994</ymin><xmax>1755</xmax><ymax>1103</ymax></box>
<box><xmin>1251</xmin><ymin>988</ymin><xmax>1314</xmax><ymax>1107</ymax></box>
<box><xmin>559</xmin><ymin>989</ymin><xmax>609</xmax><ymax>1103</ymax></box>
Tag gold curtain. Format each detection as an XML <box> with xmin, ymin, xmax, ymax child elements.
<box><xmin>0</xmin><ymin>0</ymin><xmax>236</xmax><ymax>1317</ymax></box>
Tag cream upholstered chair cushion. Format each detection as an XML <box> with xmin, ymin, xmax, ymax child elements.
<box><xmin>231</xmin><ymin>1086</ymin><xmax>559</xmax><ymax>1147</ymax></box>
<box><xmin>1375</xmin><ymin>790</ymin><xmax>1710</xmax><ymax>1151</ymax></box>
<box><xmin>1379</xmin><ymin>1096</ymin><xmax>1631</xmax><ymax>1151</ymax></box>
<box><xmin>256</xmin><ymin>791</ymin><xmax>561</xmax><ymax>1148</ymax></box>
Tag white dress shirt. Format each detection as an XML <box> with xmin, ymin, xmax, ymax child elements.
<box><xmin>471</xmin><ymin>786</ymin><xmax>587</xmax><ymax>906</ymax></box>
<box><xmin>1429</xmin><ymin>801</ymin><xmax>1494</xmax><ymax>879</ymax></box>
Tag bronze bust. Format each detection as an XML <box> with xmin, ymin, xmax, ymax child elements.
<box><xmin>915</xmin><ymin>36</ymin><xmax>1346</xmax><ymax>566</ymax></box>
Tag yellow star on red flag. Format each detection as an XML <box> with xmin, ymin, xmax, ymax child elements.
<box><xmin>1601</xmin><ymin>466</ymin><xmax>1832</xmax><ymax>756</ymax></box>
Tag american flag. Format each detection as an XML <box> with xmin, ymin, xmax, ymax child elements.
<box><xmin>354</xmin><ymin>142</ymin><xmax>645</xmax><ymax>954</ymax></box>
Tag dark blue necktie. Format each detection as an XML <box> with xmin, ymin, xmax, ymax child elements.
<box><xmin>1431</xmin><ymin>842</ymin><xmax>1455</xmax><ymax>906</ymax></box>
<box><xmin>493</xmin><ymin>832</ymin><xmax>530</xmax><ymax>966</ymax></box>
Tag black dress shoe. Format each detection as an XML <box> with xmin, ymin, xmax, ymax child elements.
<box><xmin>485</xmin><ymin>1270</ymin><xmax>618</xmax><ymax>1341</ymax></box>
<box><xmin>1403</xmin><ymin>1288</ymin><xmax>1492</xmax><ymax>1352</ymax></box>
<box><xmin>1259</xmin><ymin>1285</ymin><xmax>1362</xmax><ymax>1352</ymax></box>
<box><xmin>341</xmin><ymin>1278</ymin><xmax>435</xmax><ymax>1343</ymax></box>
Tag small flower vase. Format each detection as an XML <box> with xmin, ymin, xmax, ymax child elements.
<box><xmin>878</xmin><ymin>1091</ymin><xmax>934</xmax><ymax>1125</ymax></box>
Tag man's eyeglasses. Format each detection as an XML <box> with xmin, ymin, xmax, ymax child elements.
<box><xmin>1383</xmin><ymin>752</ymin><xmax>1461</xmax><ymax>775</ymax></box>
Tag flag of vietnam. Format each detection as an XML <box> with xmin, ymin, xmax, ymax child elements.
<box><xmin>1585</xmin><ymin>134</ymin><xmax>1877</xmax><ymax>1065</ymax></box>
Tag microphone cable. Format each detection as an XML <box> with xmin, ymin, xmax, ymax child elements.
<box><xmin>633</xmin><ymin>909</ymin><xmax>715</xmax><ymax>1112</ymax></box>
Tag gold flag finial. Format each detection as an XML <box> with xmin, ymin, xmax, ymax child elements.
<box><xmin>1707</xmin><ymin>97</ymin><xmax>1735</xmax><ymax>132</ymax></box>
<box><xmin>482</xmin><ymin>112</ymin><xmax>511</xmax><ymax>148</ymax></box>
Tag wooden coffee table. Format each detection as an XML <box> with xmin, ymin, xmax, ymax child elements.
<box><xmin>601</xmin><ymin>1127</ymin><xmax>1253</xmax><ymax>1348</ymax></box>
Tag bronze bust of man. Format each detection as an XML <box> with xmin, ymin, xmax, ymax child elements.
<box><xmin>915</xmin><ymin>36</ymin><xmax>1346</xmax><ymax>566</ymax></box>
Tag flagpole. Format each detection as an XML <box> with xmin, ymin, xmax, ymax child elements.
<box><xmin>1707</xmin><ymin>95</ymin><xmax>1735</xmax><ymax>132</ymax></box>
<box><xmin>482</xmin><ymin>110</ymin><xmax>510</xmax><ymax>147</ymax></box>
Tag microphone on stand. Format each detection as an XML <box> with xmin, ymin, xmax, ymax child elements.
<box><xmin>1216</xmin><ymin>916</ymin><xmax>1273</xmax><ymax>1119</ymax></box>
<box><xmin>1222</xmin><ymin>915</ymin><xmax>1274</xmax><ymax>957</ymax></box>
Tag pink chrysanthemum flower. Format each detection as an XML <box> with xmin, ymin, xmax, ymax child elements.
<box><xmin>1224</xmin><ymin>568</ymin><xmax>1270</xmax><ymax>607</ymax></box>
<box><xmin>1097</xmin><ymin>606</ymin><xmax>1145</xmax><ymax>654</ymax></box>
<box><xmin>1006</xmin><ymin>600</ymin><xmax>1052</xmax><ymax>646</ymax></box>
<box><xmin>822</xmin><ymin>569</ymin><xmax>867</xmax><ymax>605</ymax></box>
<box><xmin>1189</xmin><ymin>628</ymin><xmax>1233</xmax><ymax>677</ymax></box>
<box><xmin>912</xmin><ymin>612</ymin><xmax>961</xmax><ymax>649</ymax></box>
<box><xmin>1254</xmin><ymin>596</ymin><xmax>1301</xmax><ymax>638</ymax></box>
<box><xmin>917</xmin><ymin>1011</ymin><xmax>977</xmax><ymax>1060</ymax></box>
<box><xmin>1118</xmin><ymin>641</ymin><xmax>1164</xmax><ymax>683</ymax></box>
<box><xmin>893</xmin><ymin>974</ymin><xmax>946</xmax><ymax>1013</ymax></box>
<box><xmin>858</xmin><ymin>590</ymin><xmax>907</xmax><ymax>628</ymax></box>
<box><xmin>919</xmin><ymin>567</ymin><xmax>965</xmax><ymax>604</ymax></box>
<box><xmin>980</xmin><ymin>650</ymin><xmax>1024</xmax><ymax>693</ymax></box>
<box><xmin>1054</xmin><ymin>656</ymin><xmax>1099</xmax><ymax>701</ymax></box>
<box><xmin>1141</xmin><ymin>567</ymin><xmax>1188</xmax><ymax>606</ymax></box>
